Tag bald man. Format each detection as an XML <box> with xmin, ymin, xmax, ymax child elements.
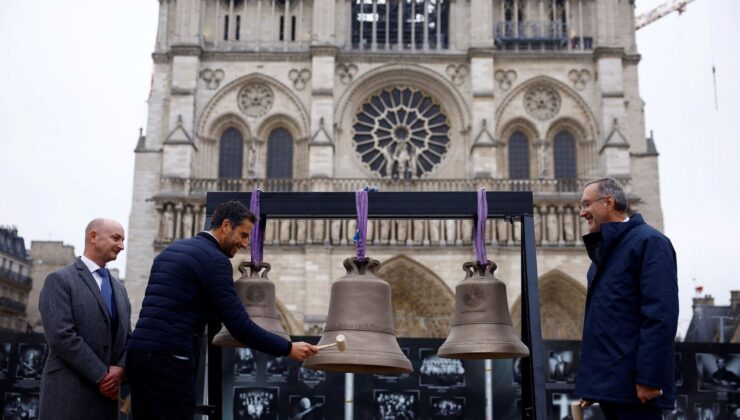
<box><xmin>38</xmin><ymin>219</ymin><xmax>132</xmax><ymax>420</ymax></box>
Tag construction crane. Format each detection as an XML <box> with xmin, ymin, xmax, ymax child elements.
<box><xmin>635</xmin><ymin>0</ymin><xmax>696</xmax><ymax>30</ymax></box>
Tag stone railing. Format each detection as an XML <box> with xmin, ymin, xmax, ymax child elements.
<box><xmin>152</xmin><ymin>177</ymin><xmax>630</xmax><ymax>248</ymax></box>
<box><xmin>159</xmin><ymin>177</ymin><xmax>626</xmax><ymax>195</ymax></box>
<box><xmin>0</xmin><ymin>267</ymin><xmax>32</xmax><ymax>289</ymax></box>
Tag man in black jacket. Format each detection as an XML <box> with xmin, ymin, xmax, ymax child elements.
<box><xmin>127</xmin><ymin>201</ymin><xmax>317</xmax><ymax>419</ymax></box>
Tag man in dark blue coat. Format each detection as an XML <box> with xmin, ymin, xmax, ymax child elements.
<box><xmin>127</xmin><ymin>201</ymin><xmax>317</xmax><ymax>419</ymax></box>
<box><xmin>575</xmin><ymin>178</ymin><xmax>678</xmax><ymax>420</ymax></box>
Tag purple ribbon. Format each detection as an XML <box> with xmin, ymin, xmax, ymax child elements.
<box><xmin>250</xmin><ymin>189</ymin><xmax>263</xmax><ymax>264</ymax></box>
<box><xmin>473</xmin><ymin>188</ymin><xmax>488</xmax><ymax>266</ymax></box>
<box><xmin>355</xmin><ymin>189</ymin><xmax>368</xmax><ymax>260</ymax></box>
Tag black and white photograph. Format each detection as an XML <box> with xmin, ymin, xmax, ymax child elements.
<box><xmin>0</xmin><ymin>343</ymin><xmax>11</xmax><ymax>379</ymax></box>
<box><xmin>512</xmin><ymin>358</ymin><xmax>522</xmax><ymax>386</ymax></box>
<box><xmin>15</xmin><ymin>344</ymin><xmax>46</xmax><ymax>380</ymax></box>
<box><xmin>418</xmin><ymin>349</ymin><xmax>465</xmax><ymax>388</ymax></box>
<box><xmin>288</xmin><ymin>395</ymin><xmax>324</xmax><ymax>420</ymax></box>
<box><xmin>430</xmin><ymin>396</ymin><xmax>465</xmax><ymax>419</ymax></box>
<box><xmin>298</xmin><ymin>366</ymin><xmax>325</xmax><ymax>384</ymax></box>
<box><xmin>663</xmin><ymin>395</ymin><xmax>687</xmax><ymax>420</ymax></box>
<box><xmin>374</xmin><ymin>390</ymin><xmax>419</xmax><ymax>420</ymax></box>
<box><xmin>265</xmin><ymin>356</ymin><xmax>289</xmax><ymax>381</ymax></box>
<box><xmin>695</xmin><ymin>353</ymin><xmax>740</xmax><ymax>392</ymax></box>
<box><xmin>2</xmin><ymin>392</ymin><xmax>39</xmax><ymax>420</ymax></box>
<box><xmin>674</xmin><ymin>353</ymin><xmax>683</xmax><ymax>386</ymax></box>
<box><xmin>548</xmin><ymin>351</ymin><xmax>577</xmax><ymax>383</ymax></box>
<box><xmin>234</xmin><ymin>348</ymin><xmax>256</xmax><ymax>377</ymax></box>
<box><xmin>694</xmin><ymin>402</ymin><xmax>720</xmax><ymax>420</ymax></box>
<box><xmin>550</xmin><ymin>392</ymin><xmax>574</xmax><ymax>420</ymax></box>
<box><xmin>233</xmin><ymin>387</ymin><xmax>279</xmax><ymax>420</ymax></box>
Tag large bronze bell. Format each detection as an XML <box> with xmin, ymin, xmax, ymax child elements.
<box><xmin>438</xmin><ymin>260</ymin><xmax>529</xmax><ymax>359</ymax></box>
<box><xmin>303</xmin><ymin>257</ymin><xmax>413</xmax><ymax>374</ymax></box>
<box><xmin>212</xmin><ymin>261</ymin><xmax>290</xmax><ymax>346</ymax></box>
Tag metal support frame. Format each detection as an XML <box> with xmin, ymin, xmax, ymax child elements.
<box><xmin>202</xmin><ymin>191</ymin><xmax>546</xmax><ymax>420</ymax></box>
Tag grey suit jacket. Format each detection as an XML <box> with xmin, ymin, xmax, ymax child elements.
<box><xmin>38</xmin><ymin>257</ymin><xmax>131</xmax><ymax>420</ymax></box>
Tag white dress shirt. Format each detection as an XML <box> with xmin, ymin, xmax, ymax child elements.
<box><xmin>80</xmin><ymin>255</ymin><xmax>104</xmax><ymax>290</ymax></box>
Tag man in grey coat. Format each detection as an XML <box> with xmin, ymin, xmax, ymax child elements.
<box><xmin>38</xmin><ymin>218</ymin><xmax>131</xmax><ymax>420</ymax></box>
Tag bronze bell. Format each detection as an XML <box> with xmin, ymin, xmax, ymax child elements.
<box><xmin>212</xmin><ymin>261</ymin><xmax>289</xmax><ymax>347</ymax></box>
<box><xmin>303</xmin><ymin>257</ymin><xmax>413</xmax><ymax>374</ymax></box>
<box><xmin>438</xmin><ymin>260</ymin><xmax>529</xmax><ymax>359</ymax></box>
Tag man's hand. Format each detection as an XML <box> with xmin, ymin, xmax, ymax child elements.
<box><xmin>579</xmin><ymin>399</ymin><xmax>593</xmax><ymax>408</ymax></box>
<box><xmin>289</xmin><ymin>342</ymin><xmax>319</xmax><ymax>361</ymax></box>
<box><xmin>98</xmin><ymin>366</ymin><xmax>125</xmax><ymax>400</ymax></box>
<box><xmin>636</xmin><ymin>384</ymin><xmax>662</xmax><ymax>403</ymax></box>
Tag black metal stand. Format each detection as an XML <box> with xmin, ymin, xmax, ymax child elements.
<box><xmin>202</xmin><ymin>191</ymin><xmax>546</xmax><ymax>420</ymax></box>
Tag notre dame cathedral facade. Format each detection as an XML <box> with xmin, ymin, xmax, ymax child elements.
<box><xmin>126</xmin><ymin>0</ymin><xmax>663</xmax><ymax>340</ymax></box>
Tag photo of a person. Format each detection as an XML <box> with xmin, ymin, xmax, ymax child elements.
<box><xmin>234</xmin><ymin>348</ymin><xmax>256</xmax><ymax>376</ymax></box>
<box><xmin>694</xmin><ymin>403</ymin><xmax>720</xmax><ymax>420</ymax></box>
<box><xmin>663</xmin><ymin>395</ymin><xmax>687</xmax><ymax>420</ymax></box>
<box><xmin>15</xmin><ymin>344</ymin><xmax>46</xmax><ymax>380</ymax></box>
<box><xmin>548</xmin><ymin>351</ymin><xmax>577</xmax><ymax>383</ymax></box>
<box><xmin>696</xmin><ymin>353</ymin><xmax>740</xmax><ymax>392</ymax></box>
<box><xmin>288</xmin><ymin>395</ymin><xmax>324</xmax><ymax>420</ymax></box>
<box><xmin>0</xmin><ymin>343</ymin><xmax>11</xmax><ymax>378</ymax></box>
<box><xmin>2</xmin><ymin>392</ymin><xmax>39</xmax><ymax>420</ymax></box>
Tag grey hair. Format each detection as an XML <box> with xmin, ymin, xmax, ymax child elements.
<box><xmin>584</xmin><ymin>178</ymin><xmax>628</xmax><ymax>212</ymax></box>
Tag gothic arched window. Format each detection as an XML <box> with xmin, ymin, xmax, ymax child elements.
<box><xmin>508</xmin><ymin>131</ymin><xmax>530</xmax><ymax>179</ymax></box>
<box><xmin>218</xmin><ymin>128</ymin><xmax>243</xmax><ymax>179</ymax></box>
<box><xmin>553</xmin><ymin>131</ymin><xmax>576</xmax><ymax>179</ymax></box>
<box><xmin>267</xmin><ymin>128</ymin><xmax>293</xmax><ymax>179</ymax></box>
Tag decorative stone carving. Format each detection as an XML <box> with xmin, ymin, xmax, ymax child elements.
<box><xmin>494</xmin><ymin>70</ymin><xmax>517</xmax><ymax>90</ymax></box>
<box><xmin>336</xmin><ymin>63</ymin><xmax>358</xmax><ymax>85</ymax></box>
<box><xmin>568</xmin><ymin>69</ymin><xmax>591</xmax><ymax>91</ymax></box>
<box><xmin>237</xmin><ymin>83</ymin><xmax>274</xmax><ymax>117</ymax></box>
<box><xmin>200</xmin><ymin>68</ymin><xmax>225</xmax><ymax>90</ymax></box>
<box><xmin>445</xmin><ymin>64</ymin><xmax>469</xmax><ymax>86</ymax></box>
<box><xmin>352</xmin><ymin>87</ymin><xmax>451</xmax><ymax>179</ymax></box>
<box><xmin>523</xmin><ymin>85</ymin><xmax>561</xmax><ymax>120</ymax></box>
<box><xmin>288</xmin><ymin>68</ymin><xmax>311</xmax><ymax>90</ymax></box>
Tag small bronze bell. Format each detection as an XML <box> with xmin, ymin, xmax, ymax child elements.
<box><xmin>438</xmin><ymin>260</ymin><xmax>529</xmax><ymax>359</ymax></box>
<box><xmin>303</xmin><ymin>257</ymin><xmax>413</xmax><ymax>374</ymax></box>
<box><xmin>212</xmin><ymin>261</ymin><xmax>289</xmax><ymax>347</ymax></box>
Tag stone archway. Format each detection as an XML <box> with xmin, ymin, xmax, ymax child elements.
<box><xmin>378</xmin><ymin>255</ymin><xmax>455</xmax><ymax>338</ymax></box>
<box><xmin>510</xmin><ymin>270</ymin><xmax>586</xmax><ymax>340</ymax></box>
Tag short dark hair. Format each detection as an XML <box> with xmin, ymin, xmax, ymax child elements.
<box><xmin>210</xmin><ymin>201</ymin><xmax>256</xmax><ymax>229</ymax></box>
<box><xmin>584</xmin><ymin>177</ymin><xmax>628</xmax><ymax>212</ymax></box>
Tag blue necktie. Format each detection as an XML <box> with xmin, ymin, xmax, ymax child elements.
<box><xmin>96</xmin><ymin>268</ymin><xmax>117</xmax><ymax>322</ymax></box>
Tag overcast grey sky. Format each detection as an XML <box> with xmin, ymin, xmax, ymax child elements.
<box><xmin>1</xmin><ymin>0</ymin><xmax>738</xmax><ymax>336</ymax></box>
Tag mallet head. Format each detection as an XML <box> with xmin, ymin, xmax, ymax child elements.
<box><xmin>336</xmin><ymin>334</ymin><xmax>347</xmax><ymax>352</ymax></box>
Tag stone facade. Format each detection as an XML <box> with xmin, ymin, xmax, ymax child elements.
<box><xmin>126</xmin><ymin>0</ymin><xmax>663</xmax><ymax>339</ymax></box>
<box><xmin>0</xmin><ymin>227</ymin><xmax>32</xmax><ymax>332</ymax></box>
<box><xmin>27</xmin><ymin>241</ymin><xmax>76</xmax><ymax>331</ymax></box>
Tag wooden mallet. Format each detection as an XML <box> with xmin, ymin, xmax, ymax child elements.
<box><xmin>316</xmin><ymin>334</ymin><xmax>346</xmax><ymax>351</ymax></box>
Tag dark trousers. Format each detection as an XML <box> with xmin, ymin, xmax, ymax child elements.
<box><xmin>127</xmin><ymin>351</ymin><xmax>196</xmax><ymax>420</ymax></box>
<box><xmin>600</xmin><ymin>402</ymin><xmax>663</xmax><ymax>420</ymax></box>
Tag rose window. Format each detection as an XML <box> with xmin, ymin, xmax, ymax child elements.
<box><xmin>523</xmin><ymin>85</ymin><xmax>561</xmax><ymax>120</ymax></box>
<box><xmin>237</xmin><ymin>83</ymin><xmax>274</xmax><ymax>118</ymax></box>
<box><xmin>353</xmin><ymin>87</ymin><xmax>451</xmax><ymax>178</ymax></box>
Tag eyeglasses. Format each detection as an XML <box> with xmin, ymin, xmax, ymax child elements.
<box><xmin>579</xmin><ymin>197</ymin><xmax>606</xmax><ymax>210</ymax></box>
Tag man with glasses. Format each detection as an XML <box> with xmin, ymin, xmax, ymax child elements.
<box><xmin>575</xmin><ymin>178</ymin><xmax>678</xmax><ymax>420</ymax></box>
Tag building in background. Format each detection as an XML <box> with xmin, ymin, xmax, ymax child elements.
<box><xmin>27</xmin><ymin>241</ymin><xmax>76</xmax><ymax>332</ymax></box>
<box><xmin>0</xmin><ymin>227</ymin><xmax>32</xmax><ymax>332</ymax></box>
<box><xmin>685</xmin><ymin>291</ymin><xmax>740</xmax><ymax>343</ymax></box>
<box><xmin>126</xmin><ymin>0</ymin><xmax>663</xmax><ymax>339</ymax></box>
